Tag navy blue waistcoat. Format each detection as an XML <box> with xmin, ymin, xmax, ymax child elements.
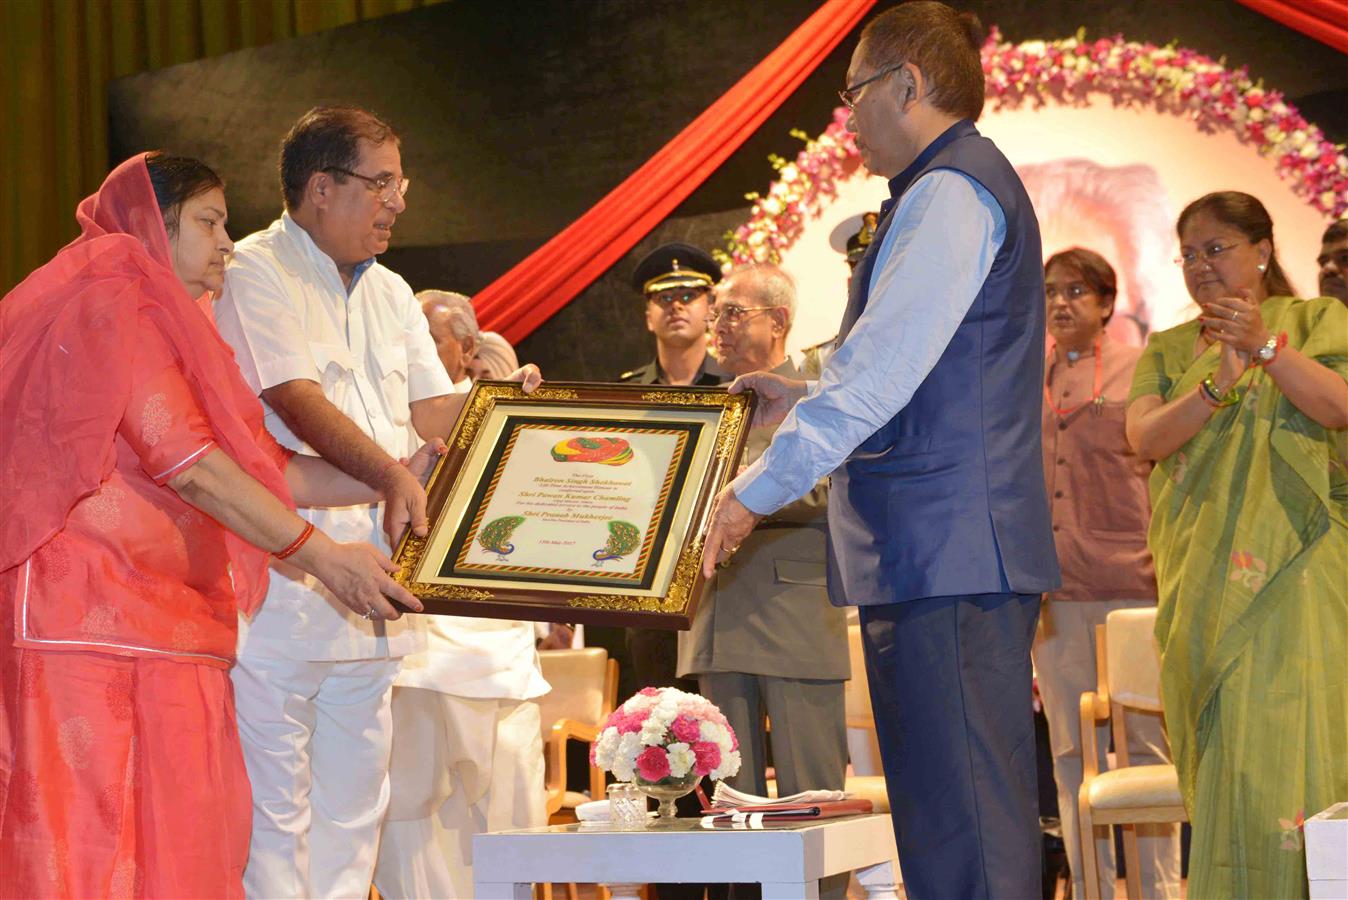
<box><xmin>827</xmin><ymin>120</ymin><xmax>1061</xmax><ymax>605</ymax></box>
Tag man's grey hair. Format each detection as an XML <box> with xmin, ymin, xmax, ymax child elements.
<box><xmin>721</xmin><ymin>263</ymin><xmax>796</xmax><ymax>324</ymax></box>
<box><xmin>417</xmin><ymin>289</ymin><xmax>481</xmax><ymax>341</ymax></box>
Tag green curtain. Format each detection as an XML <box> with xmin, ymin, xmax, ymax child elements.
<box><xmin>1</xmin><ymin>0</ymin><xmax>446</xmax><ymax>294</ymax></box>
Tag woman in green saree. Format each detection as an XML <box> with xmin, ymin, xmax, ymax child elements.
<box><xmin>1126</xmin><ymin>191</ymin><xmax>1348</xmax><ymax>898</ymax></box>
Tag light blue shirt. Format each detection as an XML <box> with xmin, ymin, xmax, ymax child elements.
<box><xmin>733</xmin><ymin>169</ymin><xmax>1006</xmax><ymax>515</ymax></box>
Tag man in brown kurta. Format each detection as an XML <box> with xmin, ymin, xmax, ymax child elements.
<box><xmin>1037</xmin><ymin>248</ymin><xmax>1181</xmax><ymax>899</ymax></box>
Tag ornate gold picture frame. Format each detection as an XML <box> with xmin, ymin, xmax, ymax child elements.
<box><xmin>392</xmin><ymin>381</ymin><xmax>755</xmax><ymax>629</ymax></box>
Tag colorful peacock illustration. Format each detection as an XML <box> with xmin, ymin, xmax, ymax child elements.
<box><xmin>550</xmin><ymin>436</ymin><xmax>633</xmax><ymax>465</ymax></box>
<box><xmin>592</xmin><ymin>520</ymin><xmax>641</xmax><ymax>566</ymax></box>
<box><xmin>478</xmin><ymin>515</ymin><xmax>526</xmax><ymax>561</ymax></box>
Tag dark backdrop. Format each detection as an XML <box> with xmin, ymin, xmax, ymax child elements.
<box><xmin>108</xmin><ymin>0</ymin><xmax>1348</xmax><ymax>380</ymax></box>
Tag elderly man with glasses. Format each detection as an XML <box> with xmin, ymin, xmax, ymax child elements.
<box><xmin>679</xmin><ymin>264</ymin><xmax>850</xmax><ymax>898</ymax></box>
<box><xmin>215</xmin><ymin>106</ymin><xmax>540</xmax><ymax>898</ymax></box>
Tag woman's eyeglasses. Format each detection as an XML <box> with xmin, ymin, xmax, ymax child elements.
<box><xmin>1175</xmin><ymin>240</ymin><xmax>1247</xmax><ymax>268</ymax></box>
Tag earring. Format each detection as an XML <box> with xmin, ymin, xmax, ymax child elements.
<box><xmin>1257</xmin><ymin>263</ymin><xmax>1267</xmax><ymax>272</ymax></box>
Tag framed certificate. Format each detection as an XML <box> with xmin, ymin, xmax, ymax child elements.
<box><xmin>392</xmin><ymin>381</ymin><xmax>755</xmax><ymax>629</ymax></box>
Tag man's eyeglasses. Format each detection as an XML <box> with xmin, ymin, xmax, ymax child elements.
<box><xmin>839</xmin><ymin>61</ymin><xmax>906</xmax><ymax>110</ymax></box>
<box><xmin>1174</xmin><ymin>240</ymin><xmax>1247</xmax><ymax>268</ymax></box>
<box><xmin>649</xmin><ymin>289</ymin><xmax>709</xmax><ymax>309</ymax></box>
<box><xmin>709</xmin><ymin>305</ymin><xmax>775</xmax><ymax>325</ymax></box>
<box><xmin>324</xmin><ymin>166</ymin><xmax>411</xmax><ymax>204</ymax></box>
<box><xmin>1316</xmin><ymin>248</ymin><xmax>1348</xmax><ymax>269</ymax></box>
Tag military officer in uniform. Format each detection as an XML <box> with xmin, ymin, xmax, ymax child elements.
<box><xmin>617</xmin><ymin>242</ymin><xmax>726</xmax><ymax>388</ymax></box>
<box><xmin>845</xmin><ymin>211</ymin><xmax>879</xmax><ymax>272</ymax></box>
<box><xmin>610</xmin><ymin>242</ymin><xmax>727</xmax><ymax>699</ymax></box>
<box><xmin>607</xmin><ymin>242</ymin><xmax>729</xmax><ymax>900</ymax></box>
<box><xmin>801</xmin><ymin>213</ymin><xmax>878</xmax><ymax>380</ymax></box>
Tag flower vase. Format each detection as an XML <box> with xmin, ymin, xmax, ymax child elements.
<box><xmin>634</xmin><ymin>773</ymin><xmax>701</xmax><ymax>825</ymax></box>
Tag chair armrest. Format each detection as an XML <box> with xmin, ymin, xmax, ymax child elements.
<box><xmin>550</xmin><ymin>718</ymin><xmax>601</xmax><ymax>744</ymax></box>
<box><xmin>544</xmin><ymin>718</ymin><xmax>607</xmax><ymax>815</ymax></box>
<box><xmin>1079</xmin><ymin>690</ymin><xmax>1107</xmax><ymax>781</ymax></box>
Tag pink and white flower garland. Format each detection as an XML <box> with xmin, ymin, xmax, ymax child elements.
<box><xmin>590</xmin><ymin>686</ymin><xmax>742</xmax><ymax>784</ymax></box>
<box><xmin>723</xmin><ymin>109</ymin><xmax>861</xmax><ymax>267</ymax></box>
<box><xmin>725</xmin><ymin>28</ymin><xmax>1347</xmax><ymax>266</ymax></box>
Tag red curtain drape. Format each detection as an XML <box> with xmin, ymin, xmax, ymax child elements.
<box><xmin>474</xmin><ymin>0</ymin><xmax>877</xmax><ymax>343</ymax></box>
<box><xmin>1234</xmin><ymin>0</ymin><xmax>1348</xmax><ymax>54</ymax></box>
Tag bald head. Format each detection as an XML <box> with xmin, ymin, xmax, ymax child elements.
<box><xmin>417</xmin><ymin>289</ymin><xmax>480</xmax><ymax>382</ymax></box>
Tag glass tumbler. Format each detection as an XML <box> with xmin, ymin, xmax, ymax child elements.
<box><xmin>607</xmin><ymin>782</ymin><xmax>648</xmax><ymax>830</ymax></box>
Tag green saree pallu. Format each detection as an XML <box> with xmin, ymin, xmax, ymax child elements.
<box><xmin>1129</xmin><ymin>296</ymin><xmax>1348</xmax><ymax>899</ymax></box>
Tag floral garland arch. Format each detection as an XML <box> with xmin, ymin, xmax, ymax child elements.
<box><xmin>723</xmin><ymin>27</ymin><xmax>1348</xmax><ymax>266</ymax></box>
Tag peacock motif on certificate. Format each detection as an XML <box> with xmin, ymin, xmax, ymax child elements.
<box><xmin>478</xmin><ymin>515</ymin><xmax>526</xmax><ymax>561</ymax></box>
<box><xmin>592</xmin><ymin>520</ymin><xmax>641</xmax><ymax>566</ymax></box>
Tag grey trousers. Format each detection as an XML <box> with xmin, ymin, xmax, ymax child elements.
<box><xmin>699</xmin><ymin>672</ymin><xmax>849</xmax><ymax>900</ymax></box>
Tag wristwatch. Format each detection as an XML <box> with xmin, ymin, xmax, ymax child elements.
<box><xmin>1254</xmin><ymin>334</ymin><xmax>1279</xmax><ymax>365</ymax></box>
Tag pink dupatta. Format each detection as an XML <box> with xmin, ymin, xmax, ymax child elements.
<box><xmin>0</xmin><ymin>153</ymin><xmax>292</xmax><ymax>615</ymax></box>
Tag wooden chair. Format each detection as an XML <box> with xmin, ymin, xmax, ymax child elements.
<box><xmin>1077</xmin><ymin>608</ymin><xmax>1187</xmax><ymax>900</ymax></box>
<box><xmin>537</xmin><ymin>647</ymin><xmax>619</xmax><ymax>819</ymax></box>
<box><xmin>534</xmin><ymin>647</ymin><xmax>619</xmax><ymax>900</ymax></box>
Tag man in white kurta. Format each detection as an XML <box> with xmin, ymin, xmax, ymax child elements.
<box><xmin>214</xmin><ymin>106</ymin><xmax>458</xmax><ymax>899</ymax></box>
<box><xmin>373</xmin><ymin>302</ymin><xmax>550</xmax><ymax>900</ymax></box>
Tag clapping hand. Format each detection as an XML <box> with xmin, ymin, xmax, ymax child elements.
<box><xmin>1201</xmin><ymin>289</ymin><xmax>1269</xmax><ymax>390</ymax></box>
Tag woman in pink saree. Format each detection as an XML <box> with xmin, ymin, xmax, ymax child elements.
<box><xmin>0</xmin><ymin>153</ymin><xmax>433</xmax><ymax>897</ymax></box>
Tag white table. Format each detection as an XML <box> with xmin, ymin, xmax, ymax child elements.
<box><xmin>1306</xmin><ymin>801</ymin><xmax>1348</xmax><ymax>900</ymax></box>
<box><xmin>473</xmin><ymin>813</ymin><xmax>900</xmax><ymax>899</ymax></box>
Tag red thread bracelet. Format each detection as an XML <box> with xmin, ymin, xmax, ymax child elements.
<box><xmin>275</xmin><ymin>521</ymin><xmax>315</xmax><ymax>560</ymax></box>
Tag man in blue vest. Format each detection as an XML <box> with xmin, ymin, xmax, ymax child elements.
<box><xmin>702</xmin><ymin>3</ymin><xmax>1060</xmax><ymax>896</ymax></box>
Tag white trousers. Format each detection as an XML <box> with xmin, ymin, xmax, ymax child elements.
<box><xmin>374</xmin><ymin>688</ymin><xmax>546</xmax><ymax>899</ymax></box>
<box><xmin>1033</xmin><ymin>598</ymin><xmax>1182</xmax><ymax>900</ymax></box>
<box><xmin>230</xmin><ymin>655</ymin><xmax>400</xmax><ymax>899</ymax></box>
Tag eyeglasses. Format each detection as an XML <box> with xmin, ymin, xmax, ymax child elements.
<box><xmin>649</xmin><ymin>289</ymin><xmax>709</xmax><ymax>309</ymax></box>
<box><xmin>323</xmin><ymin>166</ymin><xmax>411</xmax><ymax>204</ymax></box>
<box><xmin>1045</xmin><ymin>283</ymin><xmax>1095</xmax><ymax>301</ymax></box>
<box><xmin>1175</xmin><ymin>240</ymin><xmax>1247</xmax><ymax>268</ymax></box>
<box><xmin>839</xmin><ymin>61</ymin><xmax>906</xmax><ymax>110</ymax></box>
<box><xmin>1317</xmin><ymin>248</ymin><xmax>1348</xmax><ymax>269</ymax></box>
<box><xmin>709</xmin><ymin>305</ymin><xmax>775</xmax><ymax>325</ymax></box>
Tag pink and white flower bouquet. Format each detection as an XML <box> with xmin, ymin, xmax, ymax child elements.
<box><xmin>591</xmin><ymin>686</ymin><xmax>741</xmax><ymax>785</ymax></box>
